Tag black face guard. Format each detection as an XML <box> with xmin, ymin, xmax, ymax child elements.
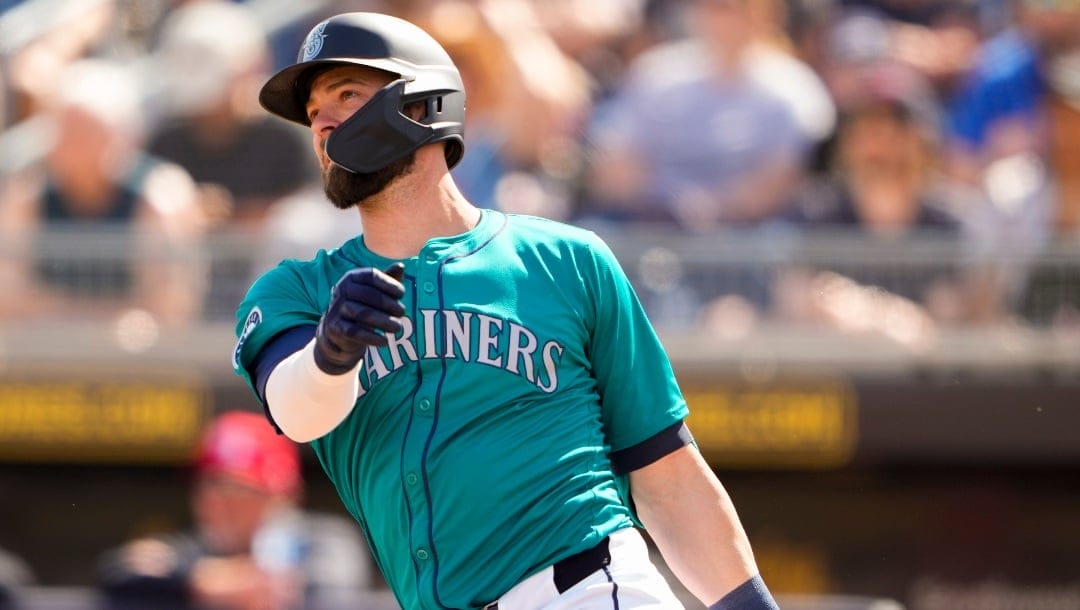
<box><xmin>325</xmin><ymin>79</ymin><xmax>443</xmax><ymax>174</ymax></box>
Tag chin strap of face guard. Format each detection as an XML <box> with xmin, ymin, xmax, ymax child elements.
<box><xmin>325</xmin><ymin>79</ymin><xmax>442</xmax><ymax>174</ymax></box>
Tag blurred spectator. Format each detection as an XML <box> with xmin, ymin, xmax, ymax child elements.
<box><xmin>789</xmin><ymin>69</ymin><xmax>956</xmax><ymax>240</ymax></box>
<box><xmin>141</xmin><ymin>0</ymin><xmax>319</xmax><ymax>322</ymax></box>
<box><xmin>1020</xmin><ymin>36</ymin><xmax>1080</xmax><ymax>325</ymax></box>
<box><xmin>787</xmin><ymin>93</ymin><xmax>959</xmax><ymax>308</ymax></box>
<box><xmin>529</xmin><ymin>0</ymin><xmax>678</xmax><ymax>101</ymax></box>
<box><xmin>841</xmin><ymin>0</ymin><xmax>984</xmax><ymax>93</ymax></box>
<box><xmin>0</xmin><ymin>546</ymin><xmax>33</xmax><ymax>610</ymax></box>
<box><xmin>1046</xmin><ymin>45</ymin><xmax>1080</xmax><ymax>235</ymax></box>
<box><xmin>0</xmin><ymin>58</ymin><xmax>208</xmax><ymax>328</ymax></box>
<box><xmin>582</xmin><ymin>0</ymin><xmax>812</xmax><ymax>230</ymax></box>
<box><xmin>98</xmin><ymin>410</ymin><xmax>376</xmax><ymax>610</ymax></box>
<box><xmin>943</xmin><ymin>0</ymin><xmax>1078</xmax><ymax>233</ymax></box>
<box><xmin>941</xmin><ymin>0</ymin><xmax>1080</xmax><ymax>323</ymax></box>
<box><xmin>2</xmin><ymin>0</ymin><xmax>117</xmax><ymax>123</ymax></box>
<box><xmin>811</xmin><ymin>7</ymin><xmax>944</xmax><ymax>151</ymax></box>
<box><xmin>773</xmin><ymin>76</ymin><xmax>1007</xmax><ymax>339</ymax></box>
<box><xmin>744</xmin><ymin>0</ymin><xmax>838</xmax><ymax>147</ymax></box>
<box><xmin>812</xmin><ymin>7</ymin><xmax>893</xmax><ymax>113</ymax></box>
<box><xmin>250</xmin><ymin>184</ymin><xmax>363</xmax><ymax>279</ymax></box>
<box><xmin>408</xmin><ymin>0</ymin><xmax>592</xmax><ymax>219</ymax></box>
<box><xmin>146</xmin><ymin>0</ymin><xmax>316</xmax><ymax>230</ymax></box>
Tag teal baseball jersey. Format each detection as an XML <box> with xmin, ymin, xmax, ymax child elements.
<box><xmin>233</xmin><ymin>210</ymin><xmax>689</xmax><ymax>609</ymax></box>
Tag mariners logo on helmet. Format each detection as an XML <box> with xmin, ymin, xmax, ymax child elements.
<box><xmin>301</xmin><ymin>21</ymin><xmax>328</xmax><ymax>61</ymax></box>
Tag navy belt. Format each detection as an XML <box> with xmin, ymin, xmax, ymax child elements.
<box><xmin>484</xmin><ymin>536</ymin><xmax>612</xmax><ymax>609</ymax></box>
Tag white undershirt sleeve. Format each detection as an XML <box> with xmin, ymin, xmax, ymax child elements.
<box><xmin>264</xmin><ymin>338</ymin><xmax>362</xmax><ymax>443</ymax></box>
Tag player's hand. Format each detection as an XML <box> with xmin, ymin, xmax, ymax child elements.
<box><xmin>314</xmin><ymin>263</ymin><xmax>406</xmax><ymax>375</ymax></box>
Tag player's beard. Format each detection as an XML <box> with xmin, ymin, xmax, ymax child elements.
<box><xmin>322</xmin><ymin>152</ymin><xmax>417</xmax><ymax>210</ymax></box>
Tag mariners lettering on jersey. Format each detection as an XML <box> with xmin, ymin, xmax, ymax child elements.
<box><xmin>355</xmin><ymin>308</ymin><xmax>564</xmax><ymax>395</ymax></box>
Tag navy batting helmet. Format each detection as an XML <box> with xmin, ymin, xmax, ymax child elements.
<box><xmin>259</xmin><ymin>12</ymin><xmax>465</xmax><ymax>173</ymax></box>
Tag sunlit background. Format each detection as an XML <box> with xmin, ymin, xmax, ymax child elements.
<box><xmin>1</xmin><ymin>0</ymin><xmax>1079</xmax><ymax>609</ymax></box>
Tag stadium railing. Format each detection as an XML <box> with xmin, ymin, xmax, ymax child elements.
<box><xmin>3</xmin><ymin>223</ymin><xmax>1077</xmax><ymax>375</ymax></box>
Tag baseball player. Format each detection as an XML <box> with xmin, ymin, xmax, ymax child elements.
<box><xmin>233</xmin><ymin>12</ymin><xmax>779</xmax><ymax>610</ymax></box>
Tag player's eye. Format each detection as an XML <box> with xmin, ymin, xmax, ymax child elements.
<box><xmin>307</xmin><ymin>108</ymin><xmax>319</xmax><ymax>122</ymax></box>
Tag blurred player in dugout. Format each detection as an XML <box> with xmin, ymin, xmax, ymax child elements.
<box><xmin>97</xmin><ymin>411</ymin><xmax>377</xmax><ymax>610</ymax></box>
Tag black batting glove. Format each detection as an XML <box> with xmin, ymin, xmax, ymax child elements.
<box><xmin>314</xmin><ymin>263</ymin><xmax>406</xmax><ymax>375</ymax></box>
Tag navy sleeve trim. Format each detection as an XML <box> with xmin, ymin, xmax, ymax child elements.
<box><xmin>252</xmin><ymin>325</ymin><xmax>317</xmax><ymax>432</ymax></box>
<box><xmin>610</xmin><ymin>422</ymin><xmax>693</xmax><ymax>475</ymax></box>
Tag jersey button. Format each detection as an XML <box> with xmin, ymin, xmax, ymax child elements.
<box><xmin>423</xmin><ymin>281</ymin><xmax>435</xmax><ymax>293</ymax></box>
<box><xmin>418</xmin><ymin>398</ymin><xmax>432</xmax><ymax>412</ymax></box>
<box><xmin>405</xmin><ymin>472</ymin><xmax>419</xmax><ymax>486</ymax></box>
<box><xmin>416</xmin><ymin>548</ymin><xmax>430</xmax><ymax>561</ymax></box>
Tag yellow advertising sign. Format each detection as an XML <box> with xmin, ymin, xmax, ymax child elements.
<box><xmin>685</xmin><ymin>380</ymin><xmax>857</xmax><ymax>468</ymax></box>
<box><xmin>0</xmin><ymin>379</ymin><xmax>210</xmax><ymax>463</ymax></box>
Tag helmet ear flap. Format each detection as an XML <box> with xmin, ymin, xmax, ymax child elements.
<box><xmin>326</xmin><ymin>80</ymin><xmax>427</xmax><ymax>173</ymax></box>
<box><xmin>326</xmin><ymin>80</ymin><xmax>466</xmax><ymax>173</ymax></box>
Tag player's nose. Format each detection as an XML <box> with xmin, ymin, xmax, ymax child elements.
<box><xmin>311</xmin><ymin>114</ymin><xmax>338</xmax><ymax>139</ymax></box>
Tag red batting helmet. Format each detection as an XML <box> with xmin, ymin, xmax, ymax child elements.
<box><xmin>194</xmin><ymin>411</ymin><xmax>302</xmax><ymax>497</ymax></box>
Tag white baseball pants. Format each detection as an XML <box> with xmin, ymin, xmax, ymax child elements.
<box><xmin>484</xmin><ymin>527</ymin><xmax>686</xmax><ymax>609</ymax></box>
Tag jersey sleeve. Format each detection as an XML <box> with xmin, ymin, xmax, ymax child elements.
<box><xmin>232</xmin><ymin>260</ymin><xmax>324</xmax><ymax>397</ymax></box>
<box><xmin>580</xmin><ymin>232</ymin><xmax>690</xmax><ymax>457</ymax></box>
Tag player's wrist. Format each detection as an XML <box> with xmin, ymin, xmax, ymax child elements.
<box><xmin>313</xmin><ymin>324</ymin><xmax>362</xmax><ymax>375</ymax></box>
<box><xmin>708</xmin><ymin>575</ymin><xmax>778</xmax><ymax>610</ymax></box>
<box><xmin>305</xmin><ymin>340</ymin><xmax>362</xmax><ymax>381</ymax></box>
<box><xmin>312</xmin><ymin>344</ymin><xmax>359</xmax><ymax>376</ymax></box>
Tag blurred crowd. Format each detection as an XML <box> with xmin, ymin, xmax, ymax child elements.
<box><xmin>1</xmin><ymin>1</ymin><xmax>1079</xmax><ymax>606</ymax></box>
<box><xmin>96</xmin><ymin>410</ymin><xmax>377</xmax><ymax>610</ymax></box>
<box><xmin>1</xmin><ymin>0</ymin><xmax>1080</xmax><ymax>337</ymax></box>
<box><xmin>1</xmin><ymin>409</ymin><xmax>381</xmax><ymax>610</ymax></box>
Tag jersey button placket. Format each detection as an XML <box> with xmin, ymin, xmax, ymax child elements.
<box><xmin>409</xmin><ymin>246</ymin><xmax>440</xmax><ymax>591</ymax></box>
<box><xmin>417</xmin><ymin>398</ymin><xmax>432</xmax><ymax>415</ymax></box>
